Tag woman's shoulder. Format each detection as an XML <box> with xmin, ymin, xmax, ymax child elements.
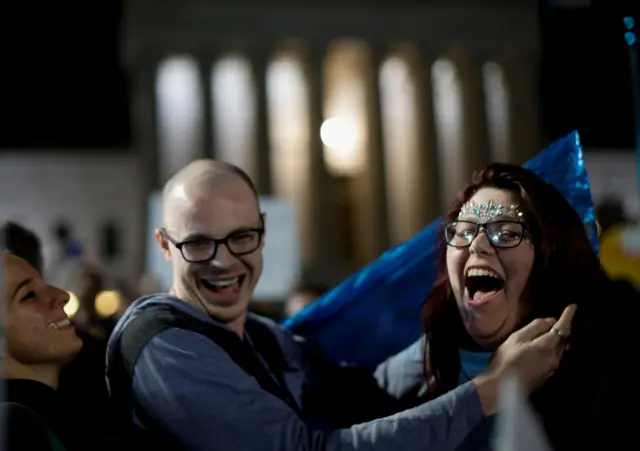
<box><xmin>3</xmin><ymin>402</ymin><xmax>53</xmax><ymax>450</ymax></box>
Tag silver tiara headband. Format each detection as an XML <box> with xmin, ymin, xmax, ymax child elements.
<box><xmin>458</xmin><ymin>200</ymin><xmax>525</xmax><ymax>222</ymax></box>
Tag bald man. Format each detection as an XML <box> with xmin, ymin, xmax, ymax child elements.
<box><xmin>106</xmin><ymin>160</ymin><xmax>575</xmax><ymax>451</ymax></box>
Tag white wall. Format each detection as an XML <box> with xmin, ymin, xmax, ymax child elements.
<box><xmin>0</xmin><ymin>152</ymin><xmax>143</xmax><ymax>279</ymax></box>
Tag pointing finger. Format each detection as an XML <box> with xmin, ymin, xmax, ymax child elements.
<box><xmin>554</xmin><ymin>304</ymin><xmax>577</xmax><ymax>338</ymax></box>
<box><xmin>532</xmin><ymin>305</ymin><xmax>577</xmax><ymax>349</ymax></box>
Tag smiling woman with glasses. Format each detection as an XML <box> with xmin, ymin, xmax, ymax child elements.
<box><xmin>417</xmin><ymin>162</ymin><xmax>640</xmax><ymax>450</ymax></box>
<box><xmin>444</xmin><ymin>218</ymin><xmax>527</xmax><ymax>249</ymax></box>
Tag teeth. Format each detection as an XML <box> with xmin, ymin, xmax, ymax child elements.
<box><xmin>466</xmin><ymin>268</ymin><xmax>502</xmax><ymax>279</ymax></box>
<box><xmin>49</xmin><ymin>318</ymin><xmax>71</xmax><ymax>330</ymax></box>
<box><xmin>206</xmin><ymin>277</ymin><xmax>239</xmax><ymax>287</ymax></box>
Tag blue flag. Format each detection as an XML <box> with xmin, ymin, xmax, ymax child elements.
<box><xmin>284</xmin><ymin>131</ymin><xmax>598</xmax><ymax>367</ymax></box>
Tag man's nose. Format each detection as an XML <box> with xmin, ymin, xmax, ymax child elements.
<box><xmin>210</xmin><ymin>243</ymin><xmax>235</xmax><ymax>267</ymax></box>
<box><xmin>469</xmin><ymin>229</ymin><xmax>495</xmax><ymax>255</ymax></box>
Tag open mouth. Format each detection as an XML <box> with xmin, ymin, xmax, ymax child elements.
<box><xmin>48</xmin><ymin>318</ymin><xmax>72</xmax><ymax>330</ymax></box>
<box><xmin>464</xmin><ymin>268</ymin><xmax>505</xmax><ymax>307</ymax></box>
<box><xmin>201</xmin><ymin>275</ymin><xmax>245</xmax><ymax>293</ymax></box>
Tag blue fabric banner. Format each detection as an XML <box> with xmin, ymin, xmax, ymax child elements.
<box><xmin>284</xmin><ymin>131</ymin><xmax>597</xmax><ymax>367</ymax></box>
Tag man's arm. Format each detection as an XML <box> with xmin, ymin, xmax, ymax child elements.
<box><xmin>291</xmin><ymin>334</ymin><xmax>428</xmax><ymax>424</ymax></box>
<box><xmin>132</xmin><ymin>328</ymin><xmax>486</xmax><ymax>451</ymax></box>
<box><xmin>373</xmin><ymin>336</ymin><xmax>428</xmax><ymax>400</ymax></box>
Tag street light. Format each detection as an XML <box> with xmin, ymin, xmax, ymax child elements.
<box><xmin>320</xmin><ymin>116</ymin><xmax>365</xmax><ymax>176</ymax></box>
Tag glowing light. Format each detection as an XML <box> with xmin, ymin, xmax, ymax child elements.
<box><xmin>95</xmin><ymin>290</ymin><xmax>122</xmax><ymax>318</ymax></box>
<box><xmin>320</xmin><ymin>117</ymin><xmax>357</xmax><ymax>150</ymax></box>
<box><xmin>320</xmin><ymin>117</ymin><xmax>364</xmax><ymax>175</ymax></box>
<box><xmin>64</xmin><ymin>292</ymin><xmax>80</xmax><ymax>318</ymax></box>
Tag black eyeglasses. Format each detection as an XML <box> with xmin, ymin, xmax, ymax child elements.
<box><xmin>444</xmin><ymin>220</ymin><xmax>527</xmax><ymax>249</ymax></box>
<box><xmin>159</xmin><ymin>221</ymin><xmax>265</xmax><ymax>263</ymax></box>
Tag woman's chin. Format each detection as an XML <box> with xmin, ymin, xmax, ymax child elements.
<box><xmin>466</xmin><ymin>321</ymin><xmax>511</xmax><ymax>349</ymax></box>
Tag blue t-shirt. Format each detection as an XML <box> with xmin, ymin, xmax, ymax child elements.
<box><xmin>458</xmin><ymin>349</ymin><xmax>492</xmax><ymax>385</ymax></box>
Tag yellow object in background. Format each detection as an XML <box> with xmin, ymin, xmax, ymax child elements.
<box><xmin>63</xmin><ymin>290</ymin><xmax>122</xmax><ymax>320</ymax></box>
<box><xmin>95</xmin><ymin>290</ymin><xmax>122</xmax><ymax>318</ymax></box>
<box><xmin>599</xmin><ymin>224</ymin><xmax>640</xmax><ymax>288</ymax></box>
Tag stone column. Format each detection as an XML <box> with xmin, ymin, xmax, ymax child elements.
<box><xmin>503</xmin><ymin>52</ymin><xmax>542</xmax><ymax>164</ymax></box>
<box><xmin>133</xmin><ymin>60</ymin><xmax>160</xmax><ymax>190</ymax></box>
<box><xmin>130</xmin><ymin>56</ymin><xmax>160</xmax><ymax>275</ymax></box>
<box><xmin>198</xmin><ymin>53</ymin><xmax>216</xmax><ymax>159</ymax></box>
<box><xmin>353</xmin><ymin>44</ymin><xmax>390</xmax><ymax>264</ymax></box>
<box><xmin>414</xmin><ymin>48</ymin><xmax>442</xmax><ymax>224</ymax></box>
<box><xmin>250</xmin><ymin>49</ymin><xmax>274</xmax><ymax>195</ymax></box>
<box><xmin>453</xmin><ymin>48</ymin><xmax>491</xmax><ymax>179</ymax></box>
<box><xmin>301</xmin><ymin>43</ymin><xmax>338</xmax><ymax>273</ymax></box>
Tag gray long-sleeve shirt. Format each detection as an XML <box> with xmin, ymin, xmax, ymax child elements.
<box><xmin>106</xmin><ymin>294</ymin><xmax>486</xmax><ymax>451</ymax></box>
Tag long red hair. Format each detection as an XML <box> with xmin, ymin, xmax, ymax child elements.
<box><xmin>421</xmin><ymin>163</ymin><xmax>608</xmax><ymax>397</ymax></box>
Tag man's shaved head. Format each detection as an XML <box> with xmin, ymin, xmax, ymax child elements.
<box><xmin>162</xmin><ymin>160</ymin><xmax>259</xmax><ymax>228</ymax></box>
<box><xmin>156</xmin><ymin>159</ymin><xmax>265</xmax><ymax>336</ymax></box>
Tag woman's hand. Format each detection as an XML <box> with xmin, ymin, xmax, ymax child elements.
<box><xmin>473</xmin><ymin>304</ymin><xmax>576</xmax><ymax>414</ymax></box>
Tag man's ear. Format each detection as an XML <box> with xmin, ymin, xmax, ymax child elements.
<box><xmin>155</xmin><ymin>229</ymin><xmax>172</xmax><ymax>262</ymax></box>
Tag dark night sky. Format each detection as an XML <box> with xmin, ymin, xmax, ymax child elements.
<box><xmin>1</xmin><ymin>0</ymin><xmax>639</xmax><ymax>151</ymax></box>
<box><xmin>540</xmin><ymin>0</ymin><xmax>639</xmax><ymax>149</ymax></box>
<box><xmin>3</xmin><ymin>1</ymin><xmax>129</xmax><ymax>150</ymax></box>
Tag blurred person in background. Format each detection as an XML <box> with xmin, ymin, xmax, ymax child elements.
<box><xmin>51</xmin><ymin>221</ymin><xmax>83</xmax><ymax>261</ymax></box>
<box><xmin>71</xmin><ymin>264</ymin><xmax>117</xmax><ymax>339</ymax></box>
<box><xmin>1</xmin><ymin>222</ymin><xmax>84</xmax><ymax>451</ymax></box>
<box><xmin>285</xmin><ymin>280</ymin><xmax>329</xmax><ymax>318</ymax></box>
<box><xmin>45</xmin><ymin>221</ymin><xmax>84</xmax><ymax>294</ymax></box>
<box><xmin>114</xmin><ymin>276</ymin><xmax>138</xmax><ymax>314</ymax></box>
<box><xmin>137</xmin><ymin>273</ymin><xmax>161</xmax><ymax>296</ymax></box>
<box><xmin>595</xmin><ymin>197</ymin><xmax>630</xmax><ymax>237</ymax></box>
<box><xmin>59</xmin><ymin>264</ymin><xmax>117</xmax><ymax>429</ymax></box>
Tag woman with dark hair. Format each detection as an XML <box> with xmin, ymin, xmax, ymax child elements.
<box><xmin>421</xmin><ymin>163</ymin><xmax>639</xmax><ymax>449</ymax></box>
<box><xmin>1</xmin><ymin>221</ymin><xmax>123</xmax><ymax>451</ymax></box>
<box><xmin>1</xmin><ymin>232</ymin><xmax>84</xmax><ymax>451</ymax></box>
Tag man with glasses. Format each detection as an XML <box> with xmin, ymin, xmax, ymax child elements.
<box><xmin>106</xmin><ymin>159</ymin><xmax>575</xmax><ymax>451</ymax></box>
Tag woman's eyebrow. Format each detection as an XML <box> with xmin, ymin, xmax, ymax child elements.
<box><xmin>11</xmin><ymin>278</ymin><xmax>33</xmax><ymax>298</ymax></box>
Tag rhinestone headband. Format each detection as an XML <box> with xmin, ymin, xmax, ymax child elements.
<box><xmin>458</xmin><ymin>200</ymin><xmax>525</xmax><ymax>222</ymax></box>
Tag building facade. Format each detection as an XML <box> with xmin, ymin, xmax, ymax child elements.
<box><xmin>125</xmin><ymin>0</ymin><xmax>542</xmax><ymax>279</ymax></box>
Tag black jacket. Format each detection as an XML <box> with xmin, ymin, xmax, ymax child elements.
<box><xmin>531</xmin><ymin>280</ymin><xmax>640</xmax><ymax>449</ymax></box>
<box><xmin>4</xmin><ymin>379</ymin><xmax>72</xmax><ymax>451</ymax></box>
